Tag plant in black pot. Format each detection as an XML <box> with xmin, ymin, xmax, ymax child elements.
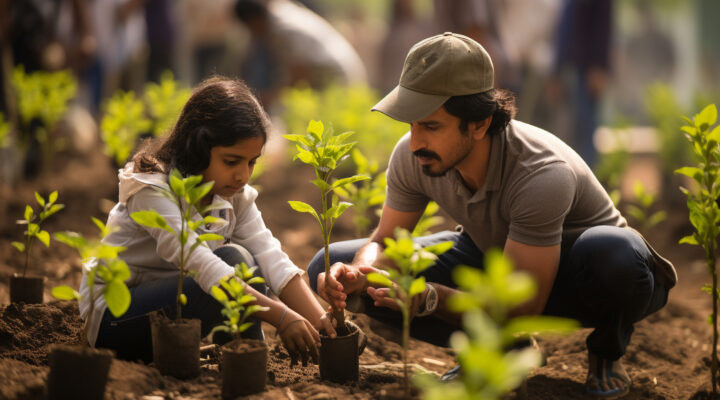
<box><xmin>211</xmin><ymin>262</ymin><xmax>270</xmax><ymax>398</ymax></box>
<box><xmin>284</xmin><ymin>120</ymin><xmax>369</xmax><ymax>382</ymax></box>
<box><xmin>10</xmin><ymin>191</ymin><xmax>64</xmax><ymax>304</ymax></box>
<box><xmin>130</xmin><ymin>169</ymin><xmax>225</xmax><ymax>379</ymax></box>
<box><xmin>50</xmin><ymin>217</ymin><xmax>131</xmax><ymax>400</ymax></box>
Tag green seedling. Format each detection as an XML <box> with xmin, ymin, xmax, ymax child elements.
<box><xmin>412</xmin><ymin>202</ymin><xmax>445</xmax><ymax>237</ymax></box>
<box><xmin>416</xmin><ymin>249</ymin><xmax>578</xmax><ymax>399</ymax></box>
<box><xmin>130</xmin><ymin>169</ymin><xmax>225</xmax><ymax>320</ymax></box>
<box><xmin>210</xmin><ymin>262</ymin><xmax>269</xmax><ymax>340</ymax></box>
<box><xmin>284</xmin><ymin>120</ymin><xmax>369</xmax><ymax>331</ymax></box>
<box><xmin>675</xmin><ymin>103</ymin><xmax>720</xmax><ymax>393</ymax></box>
<box><xmin>11</xmin><ymin>191</ymin><xmax>64</xmax><ymax>277</ymax></box>
<box><xmin>100</xmin><ymin>90</ymin><xmax>152</xmax><ymax>166</ymax></box>
<box><xmin>11</xmin><ymin>66</ymin><xmax>77</xmax><ymax>173</ymax></box>
<box><xmin>625</xmin><ymin>181</ymin><xmax>667</xmax><ymax>233</ymax></box>
<box><xmin>144</xmin><ymin>71</ymin><xmax>191</xmax><ymax>137</ymax></box>
<box><xmin>51</xmin><ymin>218</ymin><xmax>131</xmax><ymax>345</ymax></box>
<box><xmin>333</xmin><ymin>149</ymin><xmax>386</xmax><ymax>237</ymax></box>
<box><xmin>281</xmin><ymin>84</ymin><xmax>408</xmax><ymax>165</ymax></box>
<box><xmin>366</xmin><ymin>227</ymin><xmax>453</xmax><ymax>397</ymax></box>
<box><xmin>0</xmin><ymin>112</ymin><xmax>11</xmax><ymax>148</ymax></box>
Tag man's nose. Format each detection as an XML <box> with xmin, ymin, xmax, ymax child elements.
<box><xmin>409</xmin><ymin>127</ymin><xmax>424</xmax><ymax>152</ymax></box>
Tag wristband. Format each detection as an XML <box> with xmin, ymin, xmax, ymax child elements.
<box><xmin>277</xmin><ymin>307</ymin><xmax>288</xmax><ymax>329</ymax></box>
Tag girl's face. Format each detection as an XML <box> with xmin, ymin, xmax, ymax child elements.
<box><xmin>201</xmin><ymin>136</ymin><xmax>265</xmax><ymax>200</ymax></box>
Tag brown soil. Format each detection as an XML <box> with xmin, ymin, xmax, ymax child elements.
<box><xmin>0</xmin><ymin>145</ymin><xmax>717</xmax><ymax>399</ymax></box>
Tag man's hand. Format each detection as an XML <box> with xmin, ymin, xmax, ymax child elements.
<box><xmin>317</xmin><ymin>262</ymin><xmax>377</xmax><ymax>311</ymax></box>
<box><xmin>366</xmin><ymin>280</ymin><xmax>429</xmax><ymax>316</ymax></box>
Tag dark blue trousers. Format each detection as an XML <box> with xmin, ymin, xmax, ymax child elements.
<box><xmin>95</xmin><ymin>245</ymin><xmax>267</xmax><ymax>362</ymax></box>
<box><xmin>307</xmin><ymin>226</ymin><xmax>669</xmax><ymax>360</ymax></box>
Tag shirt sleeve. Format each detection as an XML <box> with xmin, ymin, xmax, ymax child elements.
<box><xmin>506</xmin><ymin>164</ymin><xmax>576</xmax><ymax>246</ymax></box>
<box><xmin>229</xmin><ymin>197</ymin><xmax>302</xmax><ymax>296</ymax></box>
<box><xmin>126</xmin><ymin>187</ymin><xmax>234</xmax><ymax>293</ymax></box>
<box><xmin>385</xmin><ymin>134</ymin><xmax>430</xmax><ymax>212</ymax></box>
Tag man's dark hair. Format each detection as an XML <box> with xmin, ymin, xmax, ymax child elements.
<box><xmin>443</xmin><ymin>89</ymin><xmax>517</xmax><ymax>136</ymax></box>
<box><xmin>132</xmin><ymin>76</ymin><xmax>269</xmax><ymax>176</ymax></box>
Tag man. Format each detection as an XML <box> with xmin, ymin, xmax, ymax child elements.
<box><xmin>308</xmin><ymin>32</ymin><xmax>676</xmax><ymax>398</ymax></box>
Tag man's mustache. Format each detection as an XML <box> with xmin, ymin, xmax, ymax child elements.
<box><xmin>413</xmin><ymin>149</ymin><xmax>440</xmax><ymax>160</ymax></box>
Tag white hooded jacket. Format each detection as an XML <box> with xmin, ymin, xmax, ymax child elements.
<box><xmin>79</xmin><ymin>163</ymin><xmax>302</xmax><ymax>346</ymax></box>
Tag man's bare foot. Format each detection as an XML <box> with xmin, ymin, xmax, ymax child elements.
<box><xmin>585</xmin><ymin>352</ymin><xmax>631</xmax><ymax>398</ymax></box>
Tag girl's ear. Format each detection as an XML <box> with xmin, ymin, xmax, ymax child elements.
<box><xmin>469</xmin><ymin>116</ymin><xmax>493</xmax><ymax>140</ymax></box>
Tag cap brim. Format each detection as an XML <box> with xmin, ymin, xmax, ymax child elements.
<box><xmin>371</xmin><ymin>85</ymin><xmax>450</xmax><ymax>123</ymax></box>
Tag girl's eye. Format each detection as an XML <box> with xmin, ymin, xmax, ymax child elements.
<box><xmin>224</xmin><ymin>160</ymin><xmax>238</xmax><ymax>166</ymax></box>
<box><xmin>249</xmin><ymin>160</ymin><xmax>257</xmax><ymax>167</ymax></box>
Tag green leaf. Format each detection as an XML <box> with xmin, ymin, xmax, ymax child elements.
<box><xmin>11</xmin><ymin>241</ymin><xmax>25</xmax><ymax>252</ymax></box>
<box><xmin>696</xmin><ymin>104</ymin><xmax>717</xmax><ymax>128</ymax></box>
<box><xmin>197</xmin><ymin>233</ymin><xmax>224</xmax><ymax>242</ymax></box>
<box><xmin>211</xmin><ymin>285</ymin><xmax>229</xmax><ymax>302</ymax></box>
<box><xmin>188</xmin><ymin>181</ymin><xmax>214</xmax><ymax>205</ymax></box>
<box><xmin>180</xmin><ymin>293</ymin><xmax>187</xmax><ymax>305</ymax></box>
<box><xmin>104</xmin><ymin>280</ymin><xmax>131</xmax><ymax>318</ymax></box>
<box><xmin>51</xmin><ymin>285</ymin><xmax>80</xmax><ymax>301</ymax></box>
<box><xmin>409</xmin><ymin>277</ymin><xmax>426</xmax><ymax>297</ymax></box>
<box><xmin>331</xmin><ymin>175</ymin><xmax>370</xmax><ymax>190</ymax></box>
<box><xmin>708</xmin><ymin>125</ymin><xmax>720</xmax><ymax>144</ymax></box>
<box><xmin>288</xmin><ymin>201</ymin><xmax>321</xmax><ymax>224</ymax></box>
<box><xmin>312</xmin><ymin>178</ymin><xmax>331</xmax><ymax>192</ymax></box>
<box><xmin>131</xmin><ymin>210</ymin><xmax>175</xmax><ymax>233</ymax></box>
<box><xmin>679</xmin><ymin>235</ymin><xmax>699</xmax><ymax>245</ymax></box>
<box><xmin>331</xmin><ymin>202</ymin><xmax>353</xmax><ymax>219</ymax></box>
<box><xmin>24</xmin><ymin>205</ymin><xmax>33</xmax><ymax>221</ymax></box>
<box><xmin>48</xmin><ymin>190</ymin><xmax>58</xmax><ymax>204</ymax></box>
<box><xmin>237</xmin><ymin>322</ymin><xmax>255</xmax><ymax>333</ymax></box>
<box><xmin>36</xmin><ymin>230</ymin><xmax>50</xmax><ymax>247</ymax></box>
<box><xmin>34</xmin><ymin>192</ymin><xmax>45</xmax><ymax>207</ymax></box>
<box><xmin>675</xmin><ymin>166</ymin><xmax>703</xmax><ymax>181</ymax></box>
<box><xmin>424</xmin><ymin>241</ymin><xmax>454</xmax><ymax>256</ymax></box>
<box><xmin>307</xmin><ymin>120</ymin><xmax>324</xmax><ymax>140</ymax></box>
<box><xmin>367</xmin><ymin>272</ymin><xmax>393</xmax><ymax>288</ymax></box>
<box><xmin>503</xmin><ymin>315</ymin><xmax>579</xmax><ymax>339</ymax></box>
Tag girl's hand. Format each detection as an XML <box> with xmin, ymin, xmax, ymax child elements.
<box><xmin>316</xmin><ymin>309</ymin><xmax>337</xmax><ymax>338</ymax></box>
<box><xmin>277</xmin><ymin>310</ymin><xmax>320</xmax><ymax>367</ymax></box>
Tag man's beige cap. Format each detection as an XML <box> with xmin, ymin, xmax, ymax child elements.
<box><xmin>372</xmin><ymin>32</ymin><xmax>494</xmax><ymax>123</ymax></box>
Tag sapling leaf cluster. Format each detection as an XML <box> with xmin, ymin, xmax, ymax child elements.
<box><xmin>52</xmin><ymin>217</ymin><xmax>132</xmax><ymax>345</ymax></box>
<box><xmin>416</xmin><ymin>249</ymin><xmax>578</xmax><ymax>400</ymax></box>
<box><xmin>284</xmin><ymin>120</ymin><xmax>369</xmax><ymax>330</ymax></box>
<box><xmin>625</xmin><ymin>181</ymin><xmax>667</xmax><ymax>233</ymax></box>
<box><xmin>210</xmin><ymin>262</ymin><xmax>269</xmax><ymax>340</ymax></box>
<box><xmin>675</xmin><ymin>103</ymin><xmax>720</xmax><ymax>393</ymax></box>
<box><xmin>365</xmin><ymin>227</ymin><xmax>453</xmax><ymax>397</ymax></box>
<box><xmin>130</xmin><ymin>169</ymin><xmax>226</xmax><ymax>320</ymax></box>
<box><xmin>11</xmin><ymin>191</ymin><xmax>64</xmax><ymax>277</ymax></box>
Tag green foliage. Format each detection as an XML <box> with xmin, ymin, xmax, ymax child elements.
<box><xmin>210</xmin><ymin>262</ymin><xmax>269</xmax><ymax>340</ymax></box>
<box><xmin>281</xmin><ymin>84</ymin><xmax>408</xmax><ymax>166</ymax></box>
<box><xmin>625</xmin><ymin>181</ymin><xmax>667</xmax><ymax>232</ymax></box>
<box><xmin>333</xmin><ymin>149</ymin><xmax>386</xmax><ymax>237</ymax></box>
<box><xmin>646</xmin><ymin>83</ymin><xmax>695</xmax><ymax>181</ymax></box>
<box><xmin>131</xmin><ymin>169</ymin><xmax>225</xmax><ymax>319</ymax></box>
<box><xmin>12</xmin><ymin>191</ymin><xmax>64</xmax><ymax>277</ymax></box>
<box><xmin>144</xmin><ymin>71</ymin><xmax>192</xmax><ymax>137</ymax></box>
<box><xmin>593</xmin><ymin>128</ymin><xmax>630</xmax><ymax>203</ymax></box>
<box><xmin>52</xmin><ymin>217</ymin><xmax>132</xmax><ymax>346</ymax></box>
<box><xmin>412</xmin><ymin>202</ymin><xmax>445</xmax><ymax>237</ymax></box>
<box><xmin>416</xmin><ymin>249</ymin><xmax>578</xmax><ymax>399</ymax></box>
<box><xmin>11</xmin><ymin>66</ymin><xmax>77</xmax><ymax>134</ymax></box>
<box><xmin>0</xmin><ymin>112</ymin><xmax>11</xmax><ymax>148</ymax></box>
<box><xmin>101</xmin><ymin>71</ymin><xmax>189</xmax><ymax>166</ymax></box>
<box><xmin>100</xmin><ymin>91</ymin><xmax>152</xmax><ymax>166</ymax></box>
<box><xmin>366</xmin><ymin>228</ymin><xmax>453</xmax><ymax>396</ymax></box>
<box><xmin>675</xmin><ymin>103</ymin><xmax>720</xmax><ymax>392</ymax></box>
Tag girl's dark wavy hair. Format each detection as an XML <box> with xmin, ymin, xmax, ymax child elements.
<box><xmin>132</xmin><ymin>77</ymin><xmax>269</xmax><ymax>175</ymax></box>
<box><xmin>443</xmin><ymin>89</ymin><xmax>517</xmax><ymax>136</ymax></box>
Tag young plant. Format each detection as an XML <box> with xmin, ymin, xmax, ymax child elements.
<box><xmin>625</xmin><ymin>181</ymin><xmax>667</xmax><ymax>233</ymax></box>
<box><xmin>210</xmin><ymin>262</ymin><xmax>269</xmax><ymax>340</ymax></box>
<box><xmin>11</xmin><ymin>66</ymin><xmax>77</xmax><ymax>174</ymax></box>
<box><xmin>100</xmin><ymin>90</ymin><xmax>152</xmax><ymax>166</ymax></box>
<box><xmin>365</xmin><ymin>228</ymin><xmax>453</xmax><ymax>397</ymax></box>
<box><xmin>11</xmin><ymin>191</ymin><xmax>64</xmax><ymax>277</ymax></box>
<box><xmin>144</xmin><ymin>71</ymin><xmax>191</xmax><ymax>137</ymax></box>
<box><xmin>412</xmin><ymin>202</ymin><xmax>445</xmax><ymax>237</ymax></box>
<box><xmin>284</xmin><ymin>120</ymin><xmax>369</xmax><ymax>330</ymax></box>
<box><xmin>130</xmin><ymin>169</ymin><xmax>225</xmax><ymax>320</ymax></box>
<box><xmin>416</xmin><ymin>249</ymin><xmax>578</xmax><ymax>400</ymax></box>
<box><xmin>675</xmin><ymin>103</ymin><xmax>720</xmax><ymax>393</ymax></box>
<box><xmin>333</xmin><ymin>149</ymin><xmax>386</xmax><ymax>238</ymax></box>
<box><xmin>0</xmin><ymin>112</ymin><xmax>11</xmax><ymax>148</ymax></box>
<box><xmin>51</xmin><ymin>218</ymin><xmax>132</xmax><ymax>345</ymax></box>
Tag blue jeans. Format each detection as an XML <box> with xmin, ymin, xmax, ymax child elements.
<box><xmin>95</xmin><ymin>245</ymin><xmax>267</xmax><ymax>362</ymax></box>
<box><xmin>307</xmin><ymin>226</ymin><xmax>669</xmax><ymax>360</ymax></box>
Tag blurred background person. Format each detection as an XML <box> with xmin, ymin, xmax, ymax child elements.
<box><xmin>233</xmin><ymin>0</ymin><xmax>367</xmax><ymax>110</ymax></box>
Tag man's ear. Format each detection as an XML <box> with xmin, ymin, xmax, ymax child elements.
<box><xmin>469</xmin><ymin>116</ymin><xmax>493</xmax><ymax>140</ymax></box>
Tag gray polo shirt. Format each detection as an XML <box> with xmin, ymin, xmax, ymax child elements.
<box><xmin>386</xmin><ymin>120</ymin><xmax>677</xmax><ymax>287</ymax></box>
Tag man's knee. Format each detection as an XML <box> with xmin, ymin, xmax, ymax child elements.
<box><xmin>307</xmin><ymin>247</ymin><xmax>325</xmax><ymax>293</ymax></box>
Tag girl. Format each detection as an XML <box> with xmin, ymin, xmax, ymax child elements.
<box><xmin>80</xmin><ymin>77</ymin><xmax>334</xmax><ymax>365</ymax></box>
